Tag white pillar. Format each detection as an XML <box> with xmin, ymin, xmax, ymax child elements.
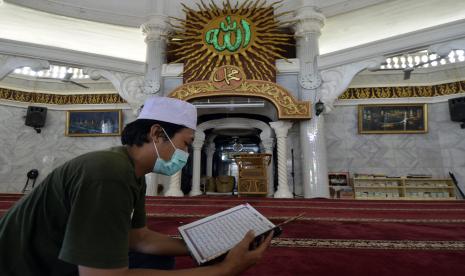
<box><xmin>165</xmin><ymin>171</ymin><xmax>183</xmax><ymax>197</ymax></box>
<box><xmin>145</xmin><ymin>173</ymin><xmax>159</xmax><ymax>196</ymax></box>
<box><xmin>294</xmin><ymin>3</ymin><xmax>329</xmax><ymax>198</ymax></box>
<box><xmin>205</xmin><ymin>143</ymin><xmax>216</xmax><ymax>177</ymax></box>
<box><xmin>262</xmin><ymin>138</ymin><xmax>275</xmax><ymax>197</ymax></box>
<box><xmin>141</xmin><ymin>13</ymin><xmax>167</xmax><ymax>95</ymax></box>
<box><xmin>270</xmin><ymin>121</ymin><xmax>293</xmax><ymax>198</ymax></box>
<box><xmin>190</xmin><ymin>133</ymin><xmax>205</xmax><ymax>196</ymax></box>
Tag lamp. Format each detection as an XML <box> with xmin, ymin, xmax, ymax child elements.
<box><xmin>315</xmin><ymin>100</ymin><xmax>325</xmax><ymax>116</ymax></box>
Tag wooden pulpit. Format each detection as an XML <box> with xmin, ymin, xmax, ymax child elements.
<box><xmin>234</xmin><ymin>153</ymin><xmax>271</xmax><ymax>196</ymax></box>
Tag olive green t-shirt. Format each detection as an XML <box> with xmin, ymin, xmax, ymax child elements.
<box><xmin>0</xmin><ymin>146</ymin><xmax>147</xmax><ymax>276</ymax></box>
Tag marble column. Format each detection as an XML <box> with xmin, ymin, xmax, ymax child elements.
<box><xmin>294</xmin><ymin>2</ymin><xmax>329</xmax><ymax>198</ymax></box>
<box><xmin>141</xmin><ymin>13</ymin><xmax>167</xmax><ymax>96</ymax></box>
<box><xmin>261</xmin><ymin>138</ymin><xmax>275</xmax><ymax>197</ymax></box>
<box><xmin>145</xmin><ymin>173</ymin><xmax>159</xmax><ymax>196</ymax></box>
<box><xmin>190</xmin><ymin>133</ymin><xmax>205</xmax><ymax>196</ymax></box>
<box><xmin>270</xmin><ymin>121</ymin><xmax>293</xmax><ymax>198</ymax></box>
<box><xmin>205</xmin><ymin>143</ymin><xmax>216</xmax><ymax>177</ymax></box>
<box><xmin>165</xmin><ymin>171</ymin><xmax>183</xmax><ymax>197</ymax></box>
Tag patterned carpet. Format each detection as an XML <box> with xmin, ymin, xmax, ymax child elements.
<box><xmin>2</xmin><ymin>194</ymin><xmax>465</xmax><ymax>275</ymax></box>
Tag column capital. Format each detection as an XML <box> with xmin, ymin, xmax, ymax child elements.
<box><xmin>293</xmin><ymin>5</ymin><xmax>325</xmax><ymax>36</ymax></box>
<box><xmin>270</xmin><ymin>121</ymin><xmax>293</xmax><ymax>138</ymax></box>
<box><xmin>204</xmin><ymin>143</ymin><xmax>216</xmax><ymax>154</ymax></box>
<box><xmin>193</xmin><ymin>131</ymin><xmax>205</xmax><ymax>149</ymax></box>
<box><xmin>141</xmin><ymin>15</ymin><xmax>168</xmax><ymax>43</ymax></box>
<box><xmin>261</xmin><ymin>138</ymin><xmax>275</xmax><ymax>152</ymax></box>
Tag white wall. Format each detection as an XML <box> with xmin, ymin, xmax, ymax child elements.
<box><xmin>1</xmin><ymin>101</ymin><xmax>463</xmax><ymax>196</ymax></box>
<box><xmin>325</xmin><ymin>102</ymin><xmax>465</xmax><ymax>193</ymax></box>
<box><xmin>0</xmin><ymin>105</ymin><xmax>136</xmax><ymax>192</ymax></box>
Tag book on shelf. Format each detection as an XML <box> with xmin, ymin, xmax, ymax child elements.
<box><xmin>406</xmin><ymin>174</ymin><xmax>433</xmax><ymax>178</ymax></box>
<box><xmin>178</xmin><ymin>203</ymin><xmax>304</xmax><ymax>266</ymax></box>
<box><xmin>354</xmin><ymin>173</ymin><xmax>386</xmax><ymax>179</ymax></box>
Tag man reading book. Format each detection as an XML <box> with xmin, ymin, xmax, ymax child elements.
<box><xmin>0</xmin><ymin>96</ymin><xmax>273</xmax><ymax>276</ymax></box>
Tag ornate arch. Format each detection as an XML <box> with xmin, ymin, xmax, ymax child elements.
<box><xmin>168</xmin><ymin>70</ymin><xmax>311</xmax><ymax>120</ymax></box>
<box><xmin>195</xmin><ymin>117</ymin><xmax>273</xmax><ymax>142</ymax></box>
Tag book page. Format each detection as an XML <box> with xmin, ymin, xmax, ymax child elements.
<box><xmin>179</xmin><ymin>204</ymin><xmax>275</xmax><ymax>264</ymax></box>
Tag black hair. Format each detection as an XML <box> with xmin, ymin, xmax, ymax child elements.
<box><xmin>121</xmin><ymin>119</ymin><xmax>187</xmax><ymax>147</ymax></box>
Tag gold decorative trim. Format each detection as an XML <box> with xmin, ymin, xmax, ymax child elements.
<box><xmin>0</xmin><ymin>87</ymin><xmax>126</xmax><ymax>105</ymax></box>
<box><xmin>169</xmin><ymin>79</ymin><xmax>311</xmax><ymax>119</ymax></box>
<box><xmin>340</xmin><ymin>80</ymin><xmax>465</xmax><ymax>99</ymax></box>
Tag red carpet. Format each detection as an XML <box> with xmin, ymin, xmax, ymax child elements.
<box><xmin>2</xmin><ymin>194</ymin><xmax>465</xmax><ymax>275</ymax></box>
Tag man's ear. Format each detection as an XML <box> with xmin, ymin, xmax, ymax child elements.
<box><xmin>149</xmin><ymin>124</ymin><xmax>165</xmax><ymax>143</ymax></box>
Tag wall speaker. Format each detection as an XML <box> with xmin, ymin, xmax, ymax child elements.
<box><xmin>25</xmin><ymin>106</ymin><xmax>47</xmax><ymax>128</ymax></box>
<box><xmin>449</xmin><ymin>97</ymin><xmax>465</xmax><ymax>121</ymax></box>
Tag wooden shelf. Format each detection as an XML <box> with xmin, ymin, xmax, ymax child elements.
<box><xmin>402</xmin><ymin>197</ymin><xmax>457</xmax><ymax>201</ymax></box>
<box><xmin>354</xmin><ymin>186</ymin><xmax>402</xmax><ymax>189</ymax></box>
<box><xmin>405</xmin><ymin>187</ymin><xmax>454</xmax><ymax>189</ymax></box>
<box><xmin>353</xmin><ymin>177</ymin><xmax>456</xmax><ymax>200</ymax></box>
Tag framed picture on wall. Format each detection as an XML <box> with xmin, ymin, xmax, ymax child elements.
<box><xmin>65</xmin><ymin>110</ymin><xmax>122</xmax><ymax>137</ymax></box>
<box><xmin>358</xmin><ymin>104</ymin><xmax>427</xmax><ymax>134</ymax></box>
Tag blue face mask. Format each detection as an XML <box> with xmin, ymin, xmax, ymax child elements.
<box><xmin>152</xmin><ymin>128</ymin><xmax>189</xmax><ymax>176</ymax></box>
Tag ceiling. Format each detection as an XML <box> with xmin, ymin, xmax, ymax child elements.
<box><xmin>1</xmin><ymin>0</ymin><xmax>465</xmax><ymax>61</ymax></box>
<box><xmin>1</xmin><ymin>0</ymin><xmax>465</xmax><ymax>96</ymax></box>
<box><xmin>5</xmin><ymin>0</ymin><xmax>391</xmax><ymax>28</ymax></box>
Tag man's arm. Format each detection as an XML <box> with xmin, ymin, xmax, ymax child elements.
<box><xmin>128</xmin><ymin>227</ymin><xmax>189</xmax><ymax>256</ymax></box>
<box><xmin>79</xmin><ymin>230</ymin><xmax>273</xmax><ymax>276</ymax></box>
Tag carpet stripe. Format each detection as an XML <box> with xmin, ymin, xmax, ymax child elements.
<box><xmin>144</xmin><ymin>203</ymin><xmax>465</xmax><ymax>212</ymax></box>
<box><xmin>146</xmin><ymin>212</ymin><xmax>465</xmax><ymax>224</ymax></box>
<box><xmin>168</xmin><ymin>235</ymin><xmax>465</xmax><ymax>251</ymax></box>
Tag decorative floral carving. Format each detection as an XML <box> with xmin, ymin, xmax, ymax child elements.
<box><xmin>169</xmin><ymin>79</ymin><xmax>311</xmax><ymax>119</ymax></box>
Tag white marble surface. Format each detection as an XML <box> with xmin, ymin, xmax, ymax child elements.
<box><xmin>325</xmin><ymin>102</ymin><xmax>465</xmax><ymax>194</ymax></box>
<box><xmin>0</xmin><ymin>105</ymin><xmax>136</xmax><ymax>192</ymax></box>
<box><xmin>2</xmin><ymin>101</ymin><xmax>463</xmax><ymax>196</ymax></box>
<box><xmin>287</xmin><ymin>125</ymin><xmax>302</xmax><ymax>197</ymax></box>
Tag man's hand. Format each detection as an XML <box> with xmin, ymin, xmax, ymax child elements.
<box><xmin>220</xmin><ymin>230</ymin><xmax>273</xmax><ymax>276</ymax></box>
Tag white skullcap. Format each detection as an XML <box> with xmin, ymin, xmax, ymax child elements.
<box><xmin>137</xmin><ymin>96</ymin><xmax>197</xmax><ymax>130</ymax></box>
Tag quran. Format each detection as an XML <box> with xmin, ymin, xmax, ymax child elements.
<box><xmin>178</xmin><ymin>203</ymin><xmax>304</xmax><ymax>265</ymax></box>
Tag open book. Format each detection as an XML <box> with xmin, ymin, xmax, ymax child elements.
<box><xmin>178</xmin><ymin>203</ymin><xmax>303</xmax><ymax>265</ymax></box>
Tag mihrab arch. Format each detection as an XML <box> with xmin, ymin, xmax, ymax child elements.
<box><xmin>168</xmin><ymin>79</ymin><xmax>311</xmax><ymax>120</ymax></box>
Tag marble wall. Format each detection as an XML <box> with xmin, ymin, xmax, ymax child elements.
<box><xmin>0</xmin><ymin>105</ymin><xmax>136</xmax><ymax>192</ymax></box>
<box><xmin>325</xmin><ymin>102</ymin><xmax>465</xmax><ymax>192</ymax></box>
<box><xmin>2</xmin><ymin>100</ymin><xmax>463</xmax><ymax>196</ymax></box>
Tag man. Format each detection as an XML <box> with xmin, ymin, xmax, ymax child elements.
<box><xmin>0</xmin><ymin>96</ymin><xmax>272</xmax><ymax>276</ymax></box>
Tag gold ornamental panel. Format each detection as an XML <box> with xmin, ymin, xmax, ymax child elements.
<box><xmin>169</xmin><ymin>79</ymin><xmax>311</xmax><ymax>120</ymax></box>
<box><xmin>0</xmin><ymin>88</ymin><xmax>125</xmax><ymax>105</ymax></box>
<box><xmin>168</xmin><ymin>0</ymin><xmax>293</xmax><ymax>83</ymax></box>
<box><xmin>340</xmin><ymin>80</ymin><xmax>465</xmax><ymax>99</ymax></box>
